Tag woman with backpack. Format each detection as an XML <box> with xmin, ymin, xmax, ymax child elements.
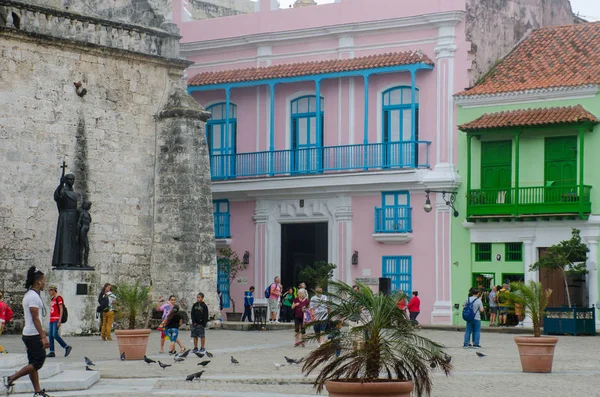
<box><xmin>463</xmin><ymin>288</ymin><xmax>484</xmax><ymax>349</ymax></box>
<box><xmin>98</xmin><ymin>283</ymin><xmax>116</xmax><ymax>341</ymax></box>
<box><xmin>46</xmin><ymin>286</ymin><xmax>72</xmax><ymax>358</ymax></box>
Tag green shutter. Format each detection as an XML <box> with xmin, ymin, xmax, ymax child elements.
<box><xmin>545</xmin><ymin>136</ymin><xmax>577</xmax><ymax>187</ymax></box>
<box><xmin>481</xmin><ymin>141</ymin><xmax>512</xmax><ymax>190</ymax></box>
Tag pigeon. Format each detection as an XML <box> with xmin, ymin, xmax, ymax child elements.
<box><xmin>476</xmin><ymin>352</ymin><xmax>486</xmax><ymax>358</ymax></box>
<box><xmin>185</xmin><ymin>374</ymin><xmax>195</xmax><ymax>382</ymax></box>
<box><xmin>197</xmin><ymin>360</ymin><xmax>211</xmax><ymax>367</ymax></box>
<box><xmin>144</xmin><ymin>356</ymin><xmax>156</xmax><ymax>364</ymax></box>
<box><xmin>86</xmin><ymin>366</ymin><xmax>94</xmax><ymax>371</ymax></box>
<box><xmin>194</xmin><ymin>351</ymin><xmax>205</xmax><ymax>358</ymax></box>
<box><xmin>174</xmin><ymin>357</ymin><xmax>185</xmax><ymax>363</ymax></box>
<box><xmin>194</xmin><ymin>370</ymin><xmax>205</xmax><ymax>379</ymax></box>
<box><xmin>205</xmin><ymin>352</ymin><xmax>214</xmax><ymax>358</ymax></box>
<box><xmin>231</xmin><ymin>356</ymin><xmax>240</xmax><ymax>365</ymax></box>
<box><xmin>443</xmin><ymin>353</ymin><xmax>452</xmax><ymax>364</ymax></box>
<box><xmin>273</xmin><ymin>362</ymin><xmax>285</xmax><ymax>370</ymax></box>
<box><xmin>284</xmin><ymin>356</ymin><xmax>303</xmax><ymax>365</ymax></box>
<box><xmin>158</xmin><ymin>360</ymin><xmax>172</xmax><ymax>370</ymax></box>
<box><xmin>84</xmin><ymin>357</ymin><xmax>95</xmax><ymax>366</ymax></box>
<box><xmin>179</xmin><ymin>349</ymin><xmax>191</xmax><ymax>358</ymax></box>
<box><xmin>120</xmin><ymin>352</ymin><xmax>126</xmax><ymax>361</ymax></box>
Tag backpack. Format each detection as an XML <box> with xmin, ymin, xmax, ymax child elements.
<box><xmin>59</xmin><ymin>297</ymin><xmax>68</xmax><ymax>324</ymax></box>
<box><xmin>264</xmin><ymin>284</ymin><xmax>272</xmax><ymax>299</ymax></box>
<box><xmin>462</xmin><ymin>297</ymin><xmax>478</xmax><ymax>321</ymax></box>
<box><xmin>97</xmin><ymin>294</ymin><xmax>109</xmax><ymax>313</ymax></box>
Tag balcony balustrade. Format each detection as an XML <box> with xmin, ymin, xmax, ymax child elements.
<box><xmin>467</xmin><ymin>185</ymin><xmax>592</xmax><ymax>219</ymax></box>
<box><xmin>374</xmin><ymin>206</ymin><xmax>412</xmax><ymax>234</ymax></box>
<box><xmin>213</xmin><ymin>213</ymin><xmax>231</xmax><ymax>239</ymax></box>
<box><xmin>210</xmin><ymin>140</ymin><xmax>430</xmax><ymax>180</ymax></box>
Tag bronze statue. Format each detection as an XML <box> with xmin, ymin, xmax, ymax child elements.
<box><xmin>78</xmin><ymin>201</ymin><xmax>92</xmax><ymax>268</ymax></box>
<box><xmin>52</xmin><ymin>165</ymin><xmax>81</xmax><ymax>268</ymax></box>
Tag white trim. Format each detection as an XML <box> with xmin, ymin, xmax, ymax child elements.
<box><xmin>285</xmin><ymin>90</ymin><xmax>317</xmax><ymax>150</ymax></box>
<box><xmin>455</xmin><ymin>85</ymin><xmax>599</xmax><ymax>108</ymax></box>
<box><xmin>376</xmin><ymin>81</ymin><xmax>415</xmax><ymax>143</ymax></box>
<box><xmin>256</xmin><ymin>87</ymin><xmax>260</xmax><ymax>151</ymax></box>
<box><xmin>447</xmin><ymin>56</ymin><xmax>454</xmax><ymax>165</ymax></box>
<box><xmin>181</xmin><ymin>11</ymin><xmax>465</xmax><ymax>54</ymax></box>
<box><xmin>215</xmin><ymin>238</ymin><xmax>232</xmax><ymax>248</ymax></box>
<box><xmin>349</xmin><ymin>78</ymin><xmax>355</xmax><ymax>145</ymax></box>
<box><xmin>338</xmin><ymin>78</ymin><xmax>342</xmax><ymax>146</ymax></box>
<box><xmin>266</xmin><ymin>87</ymin><xmax>271</xmax><ymax>151</ymax></box>
<box><xmin>185</xmin><ymin>37</ymin><xmax>438</xmax><ymax>70</ymax></box>
<box><xmin>436</xmin><ymin>61</ymin><xmax>441</xmax><ymax>164</ymax></box>
<box><xmin>372</xmin><ymin>233</ymin><xmax>413</xmax><ymax>244</ymax></box>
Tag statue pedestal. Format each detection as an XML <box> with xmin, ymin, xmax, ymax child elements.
<box><xmin>47</xmin><ymin>270</ymin><xmax>100</xmax><ymax>336</ymax></box>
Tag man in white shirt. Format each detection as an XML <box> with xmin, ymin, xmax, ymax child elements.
<box><xmin>3</xmin><ymin>266</ymin><xmax>51</xmax><ymax>397</ymax></box>
<box><xmin>309</xmin><ymin>286</ymin><xmax>329</xmax><ymax>344</ymax></box>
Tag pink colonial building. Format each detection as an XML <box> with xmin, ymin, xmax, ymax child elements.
<box><xmin>175</xmin><ymin>0</ymin><xmax>468</xmax><ymax>324</ymax></box>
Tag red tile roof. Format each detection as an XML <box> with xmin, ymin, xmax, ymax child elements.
<box><xmin>188</xmin><ymin>51</ymin><xmax>434</xmax><ymax>87</ymax></box>
<box><xmin>458</xmin><ymin>105</ymin><xmax>599</xmax><ymax>132</ymax></box>
<box><xmin>457</xmin><ymin>22</ymin><xmax>600</xmax><ymax>96</ymax></box>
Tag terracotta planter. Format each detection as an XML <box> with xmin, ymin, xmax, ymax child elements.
<box><xmin>115</xmin><ymin>329</ymin><xmax>151</xmax><ymax>360</ymax></box>
<box><xmin>326</xmin><ymin>380</ymin><xmax>414</xmax><ymax>397</ymax></box>
<box><xmin>514</xmin><ymin>336</ymin><xmax>559</xmax><ymax>373</ymax></box>
<box><xmin>225</xmin><ymin>312</ymin><xmax>243</xmax><ymax>322</ymax></box>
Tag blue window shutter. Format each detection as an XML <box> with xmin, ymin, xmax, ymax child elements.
<box><xmin>217</xmin><ymin>258</ymin><xmax>231</xmax><ymax>309</ymax></box>
<box><xmin>382</xmin><ymin>256</ymin><xmax>412</xmax><ymax>295</ymax></box>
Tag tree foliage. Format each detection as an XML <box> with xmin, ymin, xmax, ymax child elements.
<box><xmin>508</xmin><ymin>281</ymin><xmax>552</xmax><ymax>337</ymax></box>
<box><xmin>113</xmin><ymin>281</ymin><xmax>152</xmax><ymax>330</ymax></box>
<box><xmin>298</xmin><ymin>261</ymin><xmax>337</xmax><ymax>292</ymax></box>
<box><xmin>529</xmin><ymin>228</ymin><xmax>588</xmax><ymax>307</ymax></box>
<box><xmin>302</xmin><ymin>281</ymin><xmax>451</xmax><ymax>394</ymax></box>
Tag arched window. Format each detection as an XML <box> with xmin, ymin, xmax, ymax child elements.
<box><xmin>290</xmin><ymin>95</ymin><xmax>324</xmax><ymax>173</ymax></box>
<box><xmin>382</xmin><ymin>87</ymin><xmax>419</xmax><ymax>167</ymax></box>
<box><xmin>206</xmin><ymin>103</ymin><xmax>237</xmax><ymax>178</ymax></box>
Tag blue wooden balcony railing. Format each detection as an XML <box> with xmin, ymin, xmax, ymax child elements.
<box><xmin>213</xmin><ymin>213</ymin><xmax>231</xmax><ymax>239</ymax></box>
<box><xmin>374</xmin><ymin>206</ymin><xmax>412</xmax><ymax>233</ymax></box>
<box><xmin>210</xmin><ymin>140</ymin><xmax>430</xmax><ymax>180</ymax></box>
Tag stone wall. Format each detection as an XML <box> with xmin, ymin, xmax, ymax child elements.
<box><xmin>466</xmin><ymin>0</ymin><xmax>576</xmax><ymax>85</ymax></box>
<box><xmin>186</xmin><ymin>0</ymin><xmax>256</xmax><ymax>20</ymax></box>
<box><xmin>0</xmin><ymin>3</ymin><xmax>217</xmax><ymax>333</ymax></box>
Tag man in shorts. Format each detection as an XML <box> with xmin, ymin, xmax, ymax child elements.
<box><xmin>497</xmin><ymin>284</ymin><xmax>509</xmax><ymax>327</ymax></box>
<box><xmin>268</xmin><ymin>276</ymin><xmax>282</xmax><ymax>323</ymax></box>
<box><xmin>488</xmin><ymin>286</ymin><xmax>498</xmax><ymax>326</ymax></box>
<box><xmin>190</xmin><ymin>293</ymin><xmax>209</xmax><ymax>354</ymax></box>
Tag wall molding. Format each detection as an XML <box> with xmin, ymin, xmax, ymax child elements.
<box><xmin>455</xmin><ymin>85</ymin><xmax>599</xmax><ymax>108</ymax></box>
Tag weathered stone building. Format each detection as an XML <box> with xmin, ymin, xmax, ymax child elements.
<box><xmin>0</xmin><ymin>0</ymin><xmax>217</xmax><ymax>333</ymax></box>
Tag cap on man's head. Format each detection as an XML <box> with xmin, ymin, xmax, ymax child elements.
<box><xmin>48</xmin><ymin>285</ymin><xmax>58</xmax><ymax>291</ymax></box>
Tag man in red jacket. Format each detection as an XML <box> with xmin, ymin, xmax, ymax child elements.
<box><xmin>407</xmin><ymin>291</ymin><xmax>421</xmax><ymax>328</ymax></box>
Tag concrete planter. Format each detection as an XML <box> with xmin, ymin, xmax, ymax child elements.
<box><xmin>115</xmin><ymin>329</ymin><xmax>151</xmax><ymax>360</ymax></box>
<box><xmin>514</xmin><ymin>336</ymin><xmax>559</xmax><ymax>373</ymax></box>
<box><xmin>325</xmin><ymin>380</ymin><xmax>414</xmax><ymax>397</ymax></box>
<box><xmin>225</xmin><ymin>312</ymin><xmax>243</xmax><ymax>322</ymax></box>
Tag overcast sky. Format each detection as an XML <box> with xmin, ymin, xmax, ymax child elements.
<box><xmin>277</xmin><ymin>0</ymin><xmax>599</xmax><ymax>21</ymax></box>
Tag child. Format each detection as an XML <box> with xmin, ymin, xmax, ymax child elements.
<box><xmin>190</xmin><ymin>293</ymin><xmax>209</xmax><ymax>354</ymax></box>
<box><xmin>282</xmin><ymin>288</ymin><xmax>294</xmax><ymax>323</ymax></box>
<box><xmin>241</xmin><ymin>287</ymin><xmax>254</xmax><ymax>323</ymax></box>
<box><xmin>165</xmin><ymin>305</ymin><xmax>184</xmax><ymax>355</ymax></box>
<box><xmin>157</xmin><ymin>295</ymin><xmax>185</xmax><ymax>353</ymax></box>
<box><xmin>46</xmin><ymin>286</ymin><xmax>72</xmax><ymax>358</ymax></box>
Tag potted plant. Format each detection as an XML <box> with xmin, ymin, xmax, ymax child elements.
<box><xmin>302</xmin><ymin>281</ymin><xmax>451</xmax><ymax>396</ymax></box>
<box><xmin>509</xmin><ymin>281</ymin><xmax>557</xmax><ymax>373</ymax></box>
<box><xmin>113</xmin><ymin>281</ymin><xmax>152</xmax><ymax>360</ymax></box>
<box><xmin>217</xmin><ymin>248</ymin><xmax>248</xmax><ymax>322</ymax></box>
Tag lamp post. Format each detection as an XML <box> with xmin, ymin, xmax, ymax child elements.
<box><xmin>423</xmin><ymin>189</ymin><xmax>459</xmax><ymax>217</ymax></box>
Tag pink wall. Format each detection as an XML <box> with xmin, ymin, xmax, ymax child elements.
<box><xmin>351</xmin><ymin>193</ymin><xmax>436</xmax><ymax>321</ymax></box>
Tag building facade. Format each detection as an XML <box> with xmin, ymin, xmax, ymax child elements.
<box><xmin>452</xmin><ymin>22</ymin><xmax>600</xmax><ymax>328</ymax></box>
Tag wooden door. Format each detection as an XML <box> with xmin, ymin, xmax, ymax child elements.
<box><xmin>481</xmin><ymin>141</ymin><xmax>512</xmax><ymax>203</ymax></box>
<box><xmin>545</xmin><ymin>136</ymin><xmax>577</xmax><ymax>187</ymax></box>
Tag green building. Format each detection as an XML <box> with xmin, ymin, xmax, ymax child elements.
<box><xmin>451</xmin><ymin>22</ymin><xmax>600</xmax><ymax>328</ymax></box>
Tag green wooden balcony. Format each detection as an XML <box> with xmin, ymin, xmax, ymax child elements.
<box><xmin>467</xmin><ymin>185</ymin><xmax>592</xmax><ymax>220</ymax></box>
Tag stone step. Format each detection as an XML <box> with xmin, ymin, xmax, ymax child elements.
<box><xmin>0</xmin><ymin>362</ymin><xmax>63</xmax><ymax>380</ymax></box>
<box><xmin>12</xmin><ymin>370</ymin><xmax>100</xmax><ymax>394</ymax></box>
<box><xmin>0</xmin><ymin>354</ymin><xmax>28</xmax><ymax>369</ymax></box>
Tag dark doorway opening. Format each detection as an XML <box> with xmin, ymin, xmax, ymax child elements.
<box><xmin>281</xmin><ymin>222</ymin><xmax>328</xmax><ymax>289</ymax></box>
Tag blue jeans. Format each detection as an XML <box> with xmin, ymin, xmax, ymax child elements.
<box><xmin>48</xmin><ymin>321</ymin><xmax>67</xmax><ymax>352</ymax></box>
<box><xmin>463</xmin><ymin>319</ymin><xmax>481</xmax><ymax>346</ymax></box>
<box><xmin>166</xmin><ymin>328</ymin><xmax>179</xmax><ymax>342</ymax></box>
<box><xmin>241</xmin><ymin>305</ymin><xmax>253</xmax><ymax>322</ymax></box>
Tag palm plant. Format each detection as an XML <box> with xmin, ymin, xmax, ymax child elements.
<box><xmin>302</xmin><ymin>281</ymin><xmax>451</xmax><ymax>395</ymax></box>
<box><xmin>508</xmin><ymin>281</ymin><xmax>552</xmax><ymax>337</ymax></box>
<box><xmin>113</xmin><ymin>281</ymin><xmax>152</xmax><ymax>330</ymax></box>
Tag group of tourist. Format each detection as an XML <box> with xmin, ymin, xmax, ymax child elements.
<box><xmin>396</xmin><ymin>290</ymin><xmax>421</xmax><ymax>327</ymax></box>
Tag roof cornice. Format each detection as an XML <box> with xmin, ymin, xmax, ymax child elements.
<box><xmin>181</xmin><ymin>10</ymin><xmax>465</xmax><ymax>55</ymax></box>
<box><xmin>455</xmin><ymin>85</ymin><xmax>599</xmax><ymax>108</ymax></box>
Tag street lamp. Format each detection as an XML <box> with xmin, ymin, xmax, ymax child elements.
<box><xmin>424</xmin><ymin>189</ymin><xmax>459</xmax><ymax>217</ymax></box>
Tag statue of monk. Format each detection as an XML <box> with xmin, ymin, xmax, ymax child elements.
<box><xmin>52</xmin><ymin>173</ymin><xmax>81</xmax><ymax>267</ymax></box>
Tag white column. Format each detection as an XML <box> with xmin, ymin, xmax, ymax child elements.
<box><xmin>520</xmin><ymin>237</ymin><xmax>536</xmax><ymax>327</ymax></box>
<box><xmin>585</xmin><ymin>239</ymin><xmax>600</xmax><ymax>330</ymax></box>
<box><xmin>253</xmin><ymin>200</ymin><xmax>269</xmax><ymax>298</ymax></box>
<box><xmin>334</xmin><ymin>196</ymin><xmax>353</xmax><ymax>285</ymax></box>
<box><xmin>431</xmin><ymin>193</ymin><xmax>452</xmax><ymax>324</ymax></box>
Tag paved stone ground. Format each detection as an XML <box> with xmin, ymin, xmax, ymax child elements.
<box><xmin>2</xmin><ymin>328</ymin><xmax>600</xmax><ymax>396</ymax></box>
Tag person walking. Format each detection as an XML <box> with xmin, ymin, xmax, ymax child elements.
<box><xmin>291</xmin><ymin>288</ymin><xmax>309</xmax><ymax>347</ymax></box>
<box><xmin>309</xmin><ymin>286</ymin><xmax>329</xmax><ymax>344</ymax></box>
<box><xmin>99</xmin><ymin>284</ymin><xmax>116</xmax><ymax>341</ymax></box>
<box><xmin>463</xmin><ymin>288</ymin><xmax>484</xmax><ymax>349</ymax></box>
<box><xmin>190</xmin><ymin>293</ymin><xmax>209</xmax><ymax>354</ymax></box>
<box><xmin>268</xmin><ymin>276</ymin><xmax>282</xmax><ymax>323</ymax></box>
<box><xmin>2</xmin><ymin>267</ymin><xmax>52</xmax><ymax>397</ymax></box>
<box><xmin>407</xmin><ymin>291</ymin><xmax>421</xmax><ymax>328</ymax></box>
<box><xmin>241</xmin><ymin>287</ymin><xmax>254</xmax><ymax>323</ymax></box>
<box><xmin>157</xmin><ymin>295</ymin><xmax>185</xmax><ymax>353</ymax></box>
<box><xmin>164</xmin><ymin>306</ymin><xmax>184</xmax><ymax>355</ymax></box>
<box><xmin>282</xmin><ymin>288</ymin><xmax>294</xmax><ymax>323</ymax></box>
<box><xmin>397</xmin><ymin>290</ymin><xmax>408</xmax><ymax>319</ymax></box>
<box><xmin>46</xmin><ymin>286</ymin><xmax>72</xmax><ymax>358</ymax></box>
<box><xmin>0</xmin><ymin>291</ymin><xmax>13</xmax><ymax>354</ymax></box>
<box><xmin>488</xmin><ymin>286</ymin><xmax>498</xmax><ymax>326</ymax></box>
